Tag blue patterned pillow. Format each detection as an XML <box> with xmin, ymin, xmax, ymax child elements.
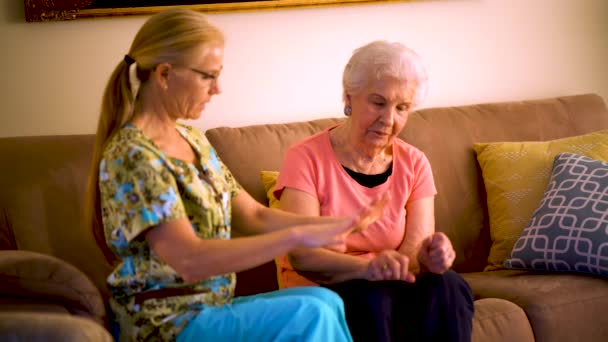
<box><xmin>504</xmin><ymin>152</ymin><xmax>608</xmax><ymax>277</ymax></box>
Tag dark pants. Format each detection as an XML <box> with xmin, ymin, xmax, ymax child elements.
<box><xmin>324</xmin><ymin>270</ymin><xmax>474</xmax><ymax>342</ymax></box>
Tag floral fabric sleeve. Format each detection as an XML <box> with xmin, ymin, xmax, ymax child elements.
<box><xmin>99</xmin><ymin>142</ymin><xmax>187</xmax><ymax>245</ymax></box>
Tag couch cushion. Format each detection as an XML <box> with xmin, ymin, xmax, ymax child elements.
<box><xmin>0</xmin><ymin>209</ymin><xmax>17</xmax><ymax>250</ymax></box>
<box><xmin>0</xmin><ymin>134</ymin><xmax>113</xmax><ymax>299</ymax></box>
<box><xmin>0</xmin><ymin>312</ymin><xmax>113</xmax><ymax>342</ymax></box>
<box><xmin>0</xmin><ymin>250</ymin><xmax>105</xmax><ymax>325</ymax></box>
<box><xmin>474</xmin><ymin>129</ymin><xmax>608</xmax><ymax>271</ymax></box>
<box><xmin>505</xmin><ymin>153</ymin><xmax>608</xmax><ymax>277</ymax></box>
<box><xmin>463</xmin><ymin>270</ymin><xmax>608</xmax><ymax>342</ymax></box>
<box><xmin>206</xmin><ymin>118</ymin><xmax>343</xmax><ymax>205</ymax></box>
<box><xmin>0</xmin><ymin>297</ymin><xmax>71</xmax><ymax>314</ymax></box>
<box><xmin>472</xmin><ymin>298</ymin><xmax>534</xmax><ymax>342</ymax></box>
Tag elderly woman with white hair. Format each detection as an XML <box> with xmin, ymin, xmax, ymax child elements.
<box><xmin>275</xmin><ymin>40</ymin><xmax>474</xmax><ymax>341</ymax></box>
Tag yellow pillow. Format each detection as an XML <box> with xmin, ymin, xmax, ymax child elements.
<box><xmin>474</xmin><ymin>129</ymin><xmax>608</xmax><ymax>271</ymax></box>
<box><xmin>260</xmin><ymin>170</ymin><xmax>284</xmax><ymax>288</ymax></box>
<box><xmin>260</xmin><ymin>170</ymin><xmax>281</xmax><ymax>209</ymax></box>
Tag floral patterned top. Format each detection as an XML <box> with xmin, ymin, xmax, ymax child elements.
<box><xmin>99</xmin><ymin>123</ymin><xmax>242</xmax><ymax>341</ymax></box>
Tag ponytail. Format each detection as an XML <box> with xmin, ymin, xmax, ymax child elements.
<box><xmin>86</xmin><ymin>58</ymin><xmax>137</xmax><ymax>265</ymax></box>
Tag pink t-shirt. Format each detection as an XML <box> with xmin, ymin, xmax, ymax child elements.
<box><xmin>275</xmin><ymin>127</ymin><xmax>437</xmax><ymax>288</ymax></box>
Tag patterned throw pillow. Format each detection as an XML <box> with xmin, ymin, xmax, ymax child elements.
<box><xmin>474</xmin><ymin>129</ymin><xmax>608</xmax><ymax>271</ymax></box>
<box><xmin>504</xmin><ymin>153</ymin><xmax>608</xmax><ymax>277</ymax></box>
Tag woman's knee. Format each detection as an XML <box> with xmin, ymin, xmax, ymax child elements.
<box><xmin>419</xmin><ymin>271</ymin><xmax>474</xmax><ymax>309</ymax></box>
<box><xmin>278</xmin><ymin>286</ymin><xmax>346</xmax><ymax>312</ymax></box>
<box><xmin>284</xmin><ymin>295</ymin><xmax>351</xmax><ymax>341</ymax></box>
<box><xmin>257</xmin><ymin>288</ymin><xmax>346</xmax><ymax>324</ymax></box>
<box><xmin>444</xmin><ymin>271</ymin><xmax>474</xmax><ymax>302</ymax></box>
<box><xmin>281</xmin><ymin>286</ymin><xmax>341</xmax><ymax>300</ymax></box>
<box><xmin>180</xmin><ymin>292</ymin><xmax>349</xmax><ymax>341</ymax></box>
<box><xmin>421</xmin><ymin>270</ymin><xmax>469</xmax><ymax>289</ymax></box>
<box><xmin>362</xmin><ymin>282</ymin><xmax>399</xmax><ymax>312</ymax></box>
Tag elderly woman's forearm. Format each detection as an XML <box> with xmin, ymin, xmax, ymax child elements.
<box><xmin>397</xmin><ymin>245</ymin><xmax>422</xmax><ymax>274</ymax></box>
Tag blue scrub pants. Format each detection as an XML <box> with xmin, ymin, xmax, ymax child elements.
<box><xmin>177</xmin><ymin>287</ymin><xmax>353</xmax><ymax>342</ymax></box>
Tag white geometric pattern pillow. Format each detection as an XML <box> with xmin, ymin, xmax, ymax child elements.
<box><xmin>504</xmin><ymin>153</ymin><xmax>608</xmax><ymax>277</ymax></box>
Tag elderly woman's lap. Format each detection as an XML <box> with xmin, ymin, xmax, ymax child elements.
<box><xmin>325</xmin><ymin>270</ymin><xmax>474</xmax><ymax>342</ymax></box>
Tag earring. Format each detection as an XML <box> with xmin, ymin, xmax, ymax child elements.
<box><xmin>344</xmin><ymin>106</ymin><xmax>352</xmax><ymax>116</ymax></box>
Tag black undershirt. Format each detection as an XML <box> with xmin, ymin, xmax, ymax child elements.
<box><xmin>342</xmin><ymin>163</ymin><xmax>393</xmax><ymax>188</ymax></box>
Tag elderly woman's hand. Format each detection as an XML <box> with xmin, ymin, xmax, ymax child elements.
<box><xmin>366</xmin><ymin>250</ymin><xmax>416</xmax><ymax>283</ymax></box>
<box><xmin>417</xmin><ymin>232</ymin><xmax>455</xmax><ymax>274</ymax></box>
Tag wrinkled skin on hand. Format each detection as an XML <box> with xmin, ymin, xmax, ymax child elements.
<box><xmin>417</xmin><ymin>232</ymin><xmax>455</xmax><ymax>274</ymax></box>
<box><xmin>367</xmin><ymin>250</ymin><xmax>416</xmax><ymax>283</ymax></box>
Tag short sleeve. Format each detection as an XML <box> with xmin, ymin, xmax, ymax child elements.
<box><xmin>275</xmin><ymin>144</ymin><xmax>318</xmax><ymax>200</ymax></box>
<box><xmin>407</xmin><ymin>152</ymin><xmax>437</xmax><ymax>202</ymax></box>
<box><xmin>99</xmin><ymin>144</ymin><xmax>187</xmax><ymax>243</ymax></box>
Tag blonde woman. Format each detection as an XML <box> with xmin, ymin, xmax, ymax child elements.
<box><xmin>87</xmin><ymin>9</ymin><xmax>388</xmax><ymax>341</ymax></box>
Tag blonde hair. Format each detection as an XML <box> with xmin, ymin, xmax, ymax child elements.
<box><xmin>86</xmin><ymin>8</ymin><xmax>225</xmax><ymax>264</ymax></box>
<box><xmin>342</xmin><ymin>40</ymin><xmax>428</xmax><ymax>108</ymax></box>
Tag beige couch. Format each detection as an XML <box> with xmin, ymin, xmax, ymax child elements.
<box><xmin>1</xmin><ymin>93</ymin><xmax>607</xmax><ymax>341</ymax></box>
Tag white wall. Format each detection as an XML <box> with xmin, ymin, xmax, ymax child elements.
<box><xmin>1</xmin><ymin>0</ymin><xmax>606</xmax><ymax>137</ymax></box>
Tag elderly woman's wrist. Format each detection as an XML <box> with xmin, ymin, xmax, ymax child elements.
<box><xmin>335</xmin><ymin>265</ymin><xmax>368</xmax><ymax>282</ymax></box>
<box><xmin>415</xmin><ymin>254</ymin><xmax>432</xmax><ymax>275</ymax></box>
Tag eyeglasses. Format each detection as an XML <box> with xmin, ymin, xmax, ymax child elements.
<box><xmin>187</xmin><ymin>67</ymin><xmax>218</xmax><ymax>81</ymax></box>
<box><xmin>173</xmin><ymin>64</ymin><xmax>218</xmax><ymax>83</ymax></box>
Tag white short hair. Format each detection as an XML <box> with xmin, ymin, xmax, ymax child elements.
<box><xmin>342</xmin><ymin>40</ymin><xmax>428</xmax><ymax>108</ymax></box>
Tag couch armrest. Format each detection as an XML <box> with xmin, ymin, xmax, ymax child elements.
<box><xmin>0</xmin><ymin>312</ymin><xmax>113</xmax><ymax>342</ymax></box>
<box><xmin>0</xmin><ymin>250</ymin><xmax>105</xmax><ymax>325</ymax></box>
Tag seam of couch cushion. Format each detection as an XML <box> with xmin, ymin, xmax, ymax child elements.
<box><xmin>474</xmin><ymin>305</ymin><xmax>524</xmax><ymax>322</ymax></box>
<box><xmin>0</xmin><ymin>275</ymin><xmax>100</xmax><ymax>310</ymax></box>
<box><xmin>0</xmin><ymin>312</ymin><xmax>113</xmax><ymax>342</ymax></box>
<box><xmin>524</xmin><ymin>291</ymin><xmax>608</xmax><ymax>313</ymax></box>
<box><xmin>0</xmin><ymin>209</ymin><xmax>17</xmax><ymax>250</ymax></box>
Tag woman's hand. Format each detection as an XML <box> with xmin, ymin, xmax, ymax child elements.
<box><xmin>417</xmin><ymin>232</ymin><xmax>455</xmax><ymax>274</ymax></box>
<box><xmin>351</xmin><ymin>192</ymin><xmax>391</xmax><ymax>233</ymax></box>
<box><xmin>295</xmin><ymin>192</ymin><xmax>390</xmax><ymax>249</ymax></box>
<box><xmin>366</xmin><ymin>250</ymin><xmax>416</xmax><ymax>283</ymax></box>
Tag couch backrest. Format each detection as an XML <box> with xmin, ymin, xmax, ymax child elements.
<box><xmin>206</xmin><ymin>93</ymin><xmax>608</xmax><ymax>273</ymax></box>
<box><xmin>0</xmin><ymin>94</ymin><xmax>605</xmax><ymax>296</ymax></box>
<box><xmin>0</xmin><ymin>135</ymin><xmax>113</xmax><ymax>298</ymax></box>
